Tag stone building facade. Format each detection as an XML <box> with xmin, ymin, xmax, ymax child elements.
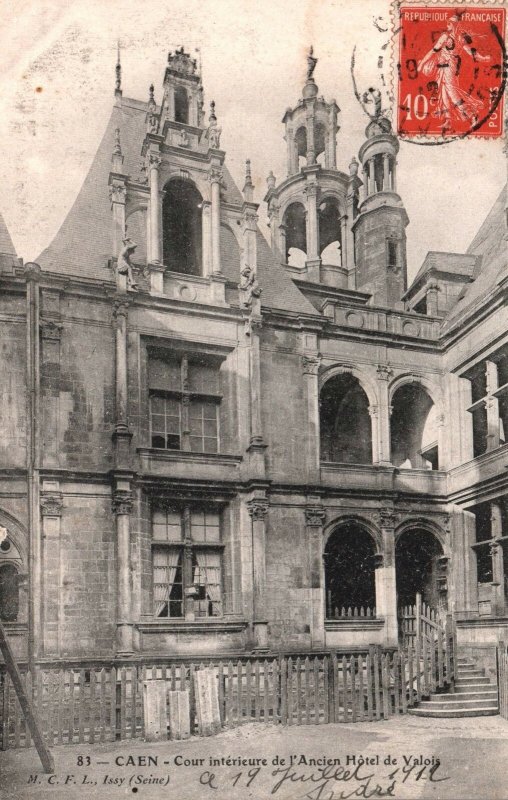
<box><xmin>0</xmin><ymin>49</ymin><xmax>507</xmax><ymax>666</ymax></box>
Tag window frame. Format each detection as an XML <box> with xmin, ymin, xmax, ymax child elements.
<box><xmin>151</xmin><ymin>505</ymin><xmax>224</xmax><ymax>621</ymax></box>
<box><xmin>149</xmin><ymin>353</ymin><xmax>222</xmax><ymax>454</ymax></box>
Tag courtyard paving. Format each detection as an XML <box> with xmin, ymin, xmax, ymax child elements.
<box><xmin>1</xmin><ymin>714</ymin><xmax>507</xmax><ymax>800</ymax></box>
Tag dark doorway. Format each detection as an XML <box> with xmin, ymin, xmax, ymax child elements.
<box><xmin>395</xmin><ymin>529</ymin><xmax>443</xmax><ymax>609</ymax></box>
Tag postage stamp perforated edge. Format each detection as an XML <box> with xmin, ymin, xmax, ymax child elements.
<box><xmin>388</xmin><ymin>0</ymin><xmax>507</xmax><ymax>141</ymax></box>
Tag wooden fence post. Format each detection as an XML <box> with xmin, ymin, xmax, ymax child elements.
<box><xmin>327</xmin><ymin>654</ymin><xmax>336</xmax><ymax>723</ymax></box>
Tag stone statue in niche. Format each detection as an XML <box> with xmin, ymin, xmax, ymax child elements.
<box><xmin>117</xmin><ymin>237</ymin><xmax>139</xmax><ymax>291</ymax></box>
<box><xmin>178</xmin><ymin>129</ymin><xmax>190</xmax><ymax>147</ymax></box>
<box><xmin>208</xmin><ymin>125</ymin><xmax>222</xmax><ymax>149</ymax></box>
<box><xmin>239</xmin><ymin>264</ymin><xmax>261</xmax><ymax>308</ymax></box>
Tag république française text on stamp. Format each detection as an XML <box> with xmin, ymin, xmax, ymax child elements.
<box><xmin>395</xmin><ymin>2</ymin><xmax>506</xmax><ymax>138</ymax></box>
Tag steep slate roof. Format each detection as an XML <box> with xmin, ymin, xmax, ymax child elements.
<box><xmin>0</xmin><ymin>209</ymin><xmax>19</xmax><ymax>272</ymax></box>
<box><xmin>0</xmin><ymin>212</ymin><xmax>16</xmax><ymax>257</ymax></box>
<box><xmin>37</xmin><ymin>97</ymin><xmax>315</xmax><ymax>316</ymax></box>
<box><xmin>442</xmin><ymin>185</ymin><xmax>507</xmax><ymax>328</ymax></box>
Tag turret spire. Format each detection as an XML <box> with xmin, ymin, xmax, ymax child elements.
<box><xmin>115</xmin><ymin>41</ymin><xmax>122</xmax><ymax>98</ymax></box>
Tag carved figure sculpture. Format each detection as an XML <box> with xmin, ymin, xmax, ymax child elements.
<box><xmin>117</xmin><ymin>237</ymin><xmax>139</xmax><ymax>291</ymax></box>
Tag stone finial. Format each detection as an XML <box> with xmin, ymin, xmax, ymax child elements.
<box><xmin>243</xmin><ymin>159</ymin><xmax>254</xmax><ymax>201</ymax></box>
<box><xmin>349</xmin><ymin>156</ymin><xmax>359</xmax><ymax>176</ymax></box>
<box><xmin>115</xmin><ymin>41</ymin><xmax>122</xmax><ymax>97</ymax></box>
<box><xmin>148</xmin><ymin>83</ymin><xmax>155</xmax><ymax>110</ymax></box>
<box><xmin>266</xmin><ymin>170</ymin><xmax>276</xmax><ymax>189</ymax></box>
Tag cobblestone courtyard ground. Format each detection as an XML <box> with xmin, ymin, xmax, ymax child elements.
<box><xmin>1</xmin><ymin>715</ymin><xmax>507</xmax><ymax>800</ymax></box>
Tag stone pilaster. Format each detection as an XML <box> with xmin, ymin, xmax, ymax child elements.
<box><xmin>490</xmin><ymin>503</ymin><xmax>505</xmax><ymax>616</ymax></box>
<box><xmin>112</xmin><ymin>487</ymin><xmax>134</xmax><ymax>655</ymax></box>
<box><xmin>247</xmin><ymin>498</ymin><xmax>269</xmax><ymax>651</ymax></box>
<box><xmin>375</xmin><ymin>508</ymin><xmax>398</xmax><ymax>648</ymax></box>
<box><xmin>209</xmin><ymin>166</ymin><xmax>223</xmax><ymax>275</ymax></box>
<box><xmin>305</xmin><ymin>505</ymin><xmax>326</xmax><ymax>649</ymax></box>
<box><xmin>147</xmin><ymin>152</ymin><xmax>162</xmax><ymax>265</ymax></box>
<box><xmin>40</xmin><ymin>490</ymin><xmax>63</xmax><ymax>657</ymax></box>
<box><xmin>302</xmin><ymin>355</ymin><xmax>321</xmax><ymax>483</ymax></box>
<box><xmin>376</xmin><ymin>365</ymin><xmax>393</xmax><ymax>465</ymax></box>
<box><xmin>112</xmin><ymin>299</ymin><xmax>132</xmax><ymax>467</ymax></box>
<box><xmin>201</xmin><ymin>200</ymin><xmax>212</xmax><ymax>276</ymax></box>
<box><xmin>304</xmin><ymin>182</ymin><xmax>320</xmax><ymax>276</ymax></box>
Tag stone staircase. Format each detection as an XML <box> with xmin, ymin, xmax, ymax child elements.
<box><xmin>409</xmin><ymin>656</ymin><xmax>499</xmax><ymax>718</ymax></box>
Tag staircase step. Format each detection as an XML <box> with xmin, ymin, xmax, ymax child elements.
<box><xmin>429</xmin><ymin>690</ymin><xmax>497</xmax><ymax>702</ymax></box>
<box><xmin>418</xmin><ymin>698</ymin><xmax>498</xmax><ymax>711</ymax></box>
<box><xmin>455</xmin><ymin>676</ymin><xmax>491</xmax><ymax>685</ymax></box>
<box><xmin>457</xmin><ymin>666</ymin><xmax>485</xmax><ymax>675</ymax></box>
<box><xmin>455</xmin><ymin>683</ymin><xmax>496</xmax><ymax>693</ymax></box>
<box><xmin>409</xmin><ymin>706</ymin><xmax>499</xmax><ymax>718</ymax></box>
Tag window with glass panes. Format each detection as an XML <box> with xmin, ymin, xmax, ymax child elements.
<box><xmin>152</xmin><ymin>506</ymin><xmax>223</xmax><ymax>619</ymax></box>
<box><xmin>464</xmin><ymin>345</ymin><xmax>508</xmax><ymax>457</ymax></box>
<box><xmin>149</xmin><ymin>352</ymin><xmax>220</xmax><ymax>453</ymax></box>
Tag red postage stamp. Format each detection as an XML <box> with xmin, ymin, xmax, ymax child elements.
<box><xmin>397</xmin><ymin>6</ymin><xmax>506</xmax><ymax>137</ymax></box>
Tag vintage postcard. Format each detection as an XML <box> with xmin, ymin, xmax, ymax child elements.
<box><xmin>0</xmin><ymin>0</ymin><xmax>507</xmax><ymax>798</ymax></box>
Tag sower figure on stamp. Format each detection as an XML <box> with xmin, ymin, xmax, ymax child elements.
<box><xmin>417</xmin><ymin>14</ymin><xmax>491</xmax><ymax>129</ymax></box>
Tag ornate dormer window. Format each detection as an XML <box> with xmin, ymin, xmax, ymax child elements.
<box><xmin>162</xmin><ymin>178</ymin><xmax>203</xmax><ymax>275</ymax></box>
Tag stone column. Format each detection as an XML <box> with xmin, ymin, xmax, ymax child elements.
<box><xmin>485</xmin><ymin>361</ymin><xmax>500</xmax><ymax>451</ymax></box>
<box><xmin>113</xmin><ymin>300</ymin><xmax>129</xmax><ymax>437</ymax></box>
<box><xmin>304</xmin><ymin>183</ymin><xmax>320</xmax><ymax>262</ymax></box>
<box><xmin>392</xmin><ymin>159</ymin><xmax>397</xmax><ymax>192</ymax></box>
<box><xmin>285</xmin><ymin>128</ymin><xmax>296</xmax><ymax>176</ymax></box>
<box><xmin>368</xmin><ymin>159</ymin><xmax>376</xmax><ymax>195</ymax></box>
<box><xmin>375</xmin><ymin>509</ymin><xmax>398</xmax><ymax>648</ymax></box>
<box><xmin>368</xmin><ymin>404</ymin><xmax>380</xmax><ymax>463</ymax></box>
<box><xmin>383</xmin><ymin>154</ymin><xmax>390</xmax><ymax>191</ymax></box>
<box><xmin>148</xmin><ymin>153</ymin><xmax>162</xmax><ymax>264</ymax></box>
<box><xmin>201</xmin><ymin>200</ymin><xmax>212</xmax><ymax>277</ymax></box>
<box><xmin>109</xmin><ymin>184</ymin><xmax>127</xmax><ymax>261</ymax></box>
<box><xmin>306</xmin><ymin>107</ymin><xmax>316</xmax><ymax>165</ymax></box>
<box><xmin>490</xmin><ymin>503</ymin><xmax>505</xmax><ymax>616</ymax></box>
<box><xmin>113</xmin><ymin>489</ymin><xmax>134</xmax><ymax>655</ymax></box>
<box><xmin>40</xmin><ymin>491</ymin><xmax>63</xmax><ymax>657</ymax></box>
<box><xmin>376</xmin><ymin>365</ymin><xmax>393</xmax><ymax>465</ymax></box>
<box><xmin>305</xmin><ymin>506</ymin><xmax>326</xmax><ymax>649</ymax></box>
<box><xmin>247</xmin><ymin>499</ymin><xmax>269</xmax><ymax>651</ymax></box>
<box><xmin>426</xmin><ymin>281</ymin><xmax>439</xmax><ymax>316</ymax></box>
<box><xmin>210</xmin><ymin>167</ymin><xmax>223</xmax><ymax>275</ymax></box>
<box><xmin>246</xmin><ymin>318</ymin><xmax>267</xmax><ymax>477</ymax></box>
<box><xmin>302</xmin><ymin>355</ymin><xmax>321</xmax><ymax>483</ymax></box>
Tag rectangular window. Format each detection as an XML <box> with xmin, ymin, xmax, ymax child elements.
<box><xmin>148</xmin><ymin>352</ymin><xmax>221</xmax><ymax>453</ymax></box>
<box><xmin>152</xmin><ymin>506</ymin><xmax>223</xmax><ymax>619</ymax></box>
<box><xmin>387</xmin><ymin>240</ymin><xmax>398</xmax><ymax>270</ymax></box>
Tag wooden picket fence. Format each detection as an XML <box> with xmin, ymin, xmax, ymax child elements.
<box><xmin>498</xmin><ymin>641</ymin><xmax>508</xmax><ymax>720</ymax></box>
<box><xmin>399</xmin><ymin>593</ymin><xmax>448</xmax><ymax>649</ymax></box>
<box><xmin>0</xmin><ymin>632</ymin><xmax>456</xmax><ymax>749</ymax></box>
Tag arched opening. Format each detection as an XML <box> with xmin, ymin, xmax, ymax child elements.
<box><xmin>390</xmin><ymin>383</ymin><xmax>438</xmax><ymax>469</ymax></box>
<box><xmin>395</xmin><ymin>528</ymin><xmax>444</xmax><ymax>610</ymax></box>
<box><xmin>324</xmin><ymin>522</ymin><xmax>376</xmax><ymax>617</ymax></box>
<box><xmin>315</xmin><ymin>122</ymin><xmax>326</xmax><ymax>162</ymax></box>
<box><xmin>319</xmin><ymin>196</ymin><xmax>342</xmax><ymax>266</ymax></box>
<box><xmin>283</xmin><ymin>202</ymin><xmax>307</xmax><ymax>267</ymax></box>
<box><xmin>0</xmin><ymin>563</ymin><xmax>19</xmax><ymax>622</ymax></box>
<box><xmin>295</xmin><ymin>126</ymin><xmax>307</xmax><ymax>169</ymax></box>
<box><xmin>174</xmin><ymin>85</ymin><xmax>189</xmax><ymax>125</ymax></box>
<box><xmin>320</xmin><ymin>373</ymin><xmax>372</xmax><ymax>463</ymax></box>
<box><xmin>163</xmin><ymin>179</ymin><xmax>202</xmax><ymax>275</ymax></box>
